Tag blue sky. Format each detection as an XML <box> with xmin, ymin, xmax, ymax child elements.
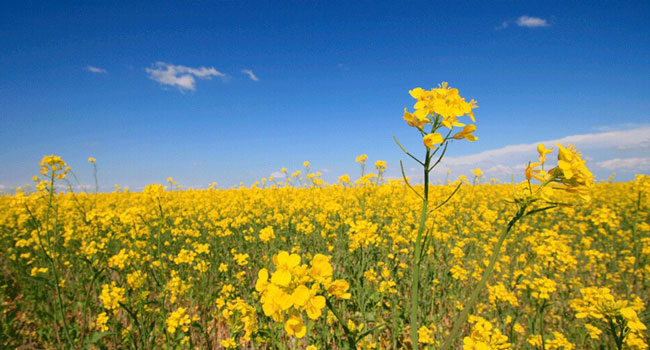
<box><xmin>1</xmin><ymin>1</ymin><xmax>649</xmax><ymax>190</ymax></box>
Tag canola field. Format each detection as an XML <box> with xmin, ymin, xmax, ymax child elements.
<box><xmin>1</xmin><ymin>85</ymin><xmax>649</xmax><ymax>349</ymax></box>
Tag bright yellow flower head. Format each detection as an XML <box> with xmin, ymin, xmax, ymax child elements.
<box><xmin>418</xmin><ymin>325</ymin><xmax>435</xmax><ymax>344</ymax></box>
<box><xmin>284</xmin><ymin>311</ymin><xmax>306</xmax><ymax>338</ymax></box>
<box><xmin>423</xmin><ymin>132</ymin><xmax>444</xmax><ymax>149</ymax></box>
<box><xmin>259</xmin><ymin>226</ymin><xmax>275</xmax><ymax>243</ymax></box>
<box><xmin>99</xmin><ymin>282</ymin><xmax>125</xmax><ymax>314</ymax></box>
<box><xmin>403</xmin><ymin>108</ymin><xmax>429</xmax><ymax>130</ymax></box>
<box><xmin>550</xmin><ymin>144</ymin><xmax>594</xmax><ymax>201</ymax></box>
<box><xmin>166</xmin><ymin>307</ymin><xmax>191</xmax><ymax>334</ymax></box>
<box><xmin>39</xmin><ymin>155</ymin><xmax>69</xmax><ymax>181</ymax></box>
<box><xmin>453</xmin><ymin>124</ymin><xmax>478</xmax><ymax>141</ymax></box>
<box><xmin>537</xmin><ymin>144</ymin><xmax>553</xmax><ymax>164</ymax></box>
<box><xmin>405</xmin><ymin>82</ymin><xmax>477</xmax><ymax>132</ymax></box>
<box><xmin>95</xmin><ymin>312</ymin><xmax>109</xmax><ymax>332</ymax></box>
<box><xmin>327</xmin><ymin>279</ymin><xmax>351</xmax><ymax>299</ymax></box>
<box><xmin>309</xmin><ymin>254</ymin><xmax>333</xmax><ymax>283</ymax></box>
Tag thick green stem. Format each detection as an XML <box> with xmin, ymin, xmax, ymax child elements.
<box><xmin>43</xmin><ymin>173</ymin><xmax>74</xmax><ymax>348</ymax></box>
<box><xmin>410</xmin><ymin>148</ymin><xmax>431</xmax><ymax>350</ymax></box>
<box><xmin>326</xmin><ymin>298</ymin><xmax>356</xmax><ymax>349</ymax></box>
<box><xmin>440</xmin><ymin>206</ymin><xmax>525</xmax><ymax>350</ymax></box>
<box><xmin>631</xmin><ymin>190</ymin><xmax>642</xmax><ymax>287</ymax></box>
<box><xmin>539</xmin><ymin>300</ymin><xmax>547</xmax><ymax>350</ymax></box>
<box><xmin>410</xmin><ymin>199</ymin><xmax>428</xmax><ymax>349</ymax></box>
<box><xmin>608</xmin><ymin>318</ymin><xmax>623</xmax><ymax>350</ymax></box>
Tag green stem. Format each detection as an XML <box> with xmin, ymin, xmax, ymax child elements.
<box><xmin>608</xmin><ymin>318</ymin><xmax>623</xmax><ymax>350</ymax></box>
<box><xmin>410</xmin><ymin>148</ymin><xmax>431</xmax><ymax>350</ymax></box>
<box><xmin>43</xmin><ymin>173</ymin><xmax>74</xmax><ymax>348</ymax></box>
<box><xmin>440</xmin><ymin>205</ymin><xmax>526</xmax><ymax>350</ymax></box>
<box><xmin>326</xmin><ymin>298</ymin><xmax>356</xmax><ymax>349</ymax></box>
<box><xmin>631</xmin><ymin>190</ymin><xmax>642</xmax><ymax>287</ymax></box>
<box><xmin>539</xmin><ymin>300</ymin><xmax>547</xmax><ymax>350</ymax></box>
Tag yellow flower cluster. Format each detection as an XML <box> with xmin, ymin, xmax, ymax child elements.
<box><xmin>95</xmin><ymin>312</ymin><xmax>109</xmax><ymax>332</ymax></box>
<box><xmin>30</xmin><ymin>266</ymin><xmax>48</xmax><ymax>276</ymax></box>
<box><xmin>403</xmin><ymin>82</ymin><xmax>478</xmax><ymax>149</ymax></box>
<box><xmin>221</xmin><ymin>298</ymin><xmax>257</xmax><ymax>341</ymax></box>
<box><xmin>540</xmin><ymin>332</ymin><xmax>575</xmax><ymax>350</ymax></box>
<box><xmin>220</xmin><ymin>337</ymin><xmax>238</xmax><ymax>349</ymax></box>
<box><xmin>173</xmin><ymin>248</ymin><xmax>196</xmax><ymax>265</ymax></box>
<box><xmin>108</xmin><ymin>248</ymin><xmax>130</xmax><ymax>270</ymax></box>
<box><xmin>33</xmin><ymin>155</ymin><xmax>70</xmax><ymax>191</ymax></box>
<box><xmin>570</xmin><ymin>287</ymin><xmax>647</xmax><ymax>348</ymax></box>
<box><xmin>255</xmin><ymin>251</ymin><xmax>349</xmax><ymax>338</ymax></box>
<box><xmin>166</xmin><ymin>274</ymin><xmax>191</xmax><ymax>304</ymax></box>
<box><xmin>418</xmin><ymin>324</ymin><xmax>436</xmax><ymax>344</ymax></box>
<box><xmin>526</xmin><ymin>277</ymin><xmax>557</xmax><ymax>300</ymax></box>
<box><xmin>126</xmin><ymin>270</ymin><xmax>147</xmax><ymax>291</ymax></box>
<box><xmin>462</xmin><ymin>315</ymin><xmax>511</xmax><ymax>350</ymax></box>
<box><xmin>99</xmin><ymin>282</ymin><xmax>125</xmax><ymax>314</ymax></box>
<box><xmin>375</xmin><ymin>160</ymin><xmax>387</xmax><ymax>172</ymax></box>
<box><xmin>166</xmin><ymin>307</ymin><xmax>191</xmax><ymax>333</ymax></box>
<box><xmin>39</xmin><ymin>155</ymin><xmax>69</xmax><ymax>180</ymax></box>
<box><xmin>526</xmin><ymin>144</ymin><xmax>594</xmax><ymax>201</ymax></box>
<box><xmin>259</xmin><ymin>226</ymin><xmax>275</xmax><ymax>243</ymax></box>
<box><xmin>2</xmin><ymin>147</ymin><xmax>647</xmax><ymax>349</ymax></box>
<box><xmin>488</xmin><ymin>282</ymin><xmax>519</xmax><ymax>307</ymax></box>
<box><xmin>347</xmin><ymin>219</ymin><xmax>379</xmax><ymax>252</ymax></box>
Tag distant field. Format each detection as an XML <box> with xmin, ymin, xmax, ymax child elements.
<box><xmin>1</xmin><ymin>172</ymin><xmax>648</xmax><ymax>349</ymax></box>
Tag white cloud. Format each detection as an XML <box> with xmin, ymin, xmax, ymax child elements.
<box><xmin>495</xmin><ymin>21</ymin><xmax>509</xmax><ymax>30</ymax></box>
<box><xmin>270</xmin><ymin>171</ymin><xmax>286</xmax><ymax>178</ymax></box>
<box><xmin>241</xmin><ymin>69</ymin><xmax>259</xmax><ymax>81</ymax></box>
<box><xmin>146</xmin><ymin>62</ymin><xmax>227</xmax><ymax>91</ymax></box>
<box><xmin>337</xmin><ymin>63</ymin><xmax>350</xmax><ymax>71</ymax></box>
<box><xmin>593</xmin><ymin>122</ymin><xmax>650</xmax><ymax>132</ymax></box>
<box><xmin>86</xmin><ymin>66</ymin><xmax>107</xmax><ymax>73</ymax></box>
<box><xmin>483</xmin><ymin>164</ymin><xmax>527</xmax><ymax>175</ymax></box>
<box><xmin>596</xmin><ymin>157</ymin><xmax>650</xmax><ymax>171</ymax></box>
<box><xmin>445</xmin><ymin>127</ymin><xmax>650</xmax><ymax>167</ymax></box>
<box><xmin>516</xmin><ymin>16</ymin><xmax>549</xmax><ymax>28</ymax></box>
<box><xmin>432</xmin><ymin>126</ymin><xmax>650</xmax><ymax>180</ymax></box>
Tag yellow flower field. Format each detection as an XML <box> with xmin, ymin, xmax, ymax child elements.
<box><xmin>1</xmin><ymin>84</ymin><xmax>648</xmax><ymax>349</ymax></box>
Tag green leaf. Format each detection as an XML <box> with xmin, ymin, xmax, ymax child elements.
<box><xmin>85</xmin><ymin>331</ymin><xmax>112</xmax><ymax>348</ymax></box>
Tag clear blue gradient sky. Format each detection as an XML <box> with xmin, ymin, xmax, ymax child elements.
<box><xmin>1</xmin><ymin>1</ymin><xmax>649</xmax><ymax>190</ymax></box>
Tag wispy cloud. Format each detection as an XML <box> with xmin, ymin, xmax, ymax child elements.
<box><xmin>270</xmin><ymin>171</ymin><xmax>286</xmax><ymax>178</ymax></box>
<box><xmin>445</xmin><ymin>127</ymin><xmax>650</xmax><ymax>166</ymax></box>
<box><xmin>596</xmin><ymin>157</ymin><xmax>650</xmax><ymax>171</ymax></box>
<box><xmin>86</xmin><ymin>66</ymin><xmax>107</xmax><ymax>73</ymax></box>
<box><xmin>430</xmin><ymin>126</ymin><xmax>650</xmax><ymax>180</ymax></box>
<box><xmin>495</xmin><ymin>21</ymin><xmax>509</xmax><ymax>30</ymax></box>
<box><xmin>516</xmin><ymin>15</ymin><xmax>549</xmax><ymax>28</ymax></box>
<box><xmin>337</xmin><ymin>63</ymin><xmax>350</xmax><ymax>71</ymax></box>
<box><xmin>497</xmin><ymin>16</ymin><xmax>550</xmax><ymax>30</ymax></box>
<box><xmin>241</xmin><ymin>69</ymin><xmax>259</xmax><ymax>81</ymax></box>
<box><xmin>146</xmin><ymin>62</ymin><xmax>227</xmax><ymax>92</ymax></box>
<box><xmin>593</xmin><ymin>123</ymin><xmax>650</xmax><ymax>133</ymax></box>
